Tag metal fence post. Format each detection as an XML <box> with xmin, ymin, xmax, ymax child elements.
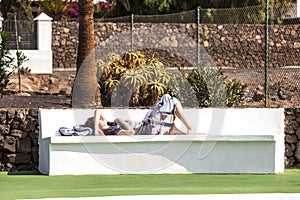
<box><xmin>14</xmin><ymin>14</ymin><xmax>21</xmax><ymax>93</ymax></box>
<box><xmin>265</xmin><ymin>0</ymin><xmax>269</xmax><ymax>107</ymax></box>
<box><xmin>131</xmin><ymin>13</ymin><xmax>134</xmax><ymax>51</ymax></box>
<box><xmin>197</xmin><ymin>7</ymin><xmax>200</xmax><ymax>65</ymax></box>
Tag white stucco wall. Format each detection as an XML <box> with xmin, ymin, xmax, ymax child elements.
<box><xmin>38</xmin><ymin>108</ymin><xmax>285</xmax><ymax>175</ymax></box>
<box><xmin>11</xmin><ymin>50</ymin><xmax>52</xmax><ymax>74</ymax></box>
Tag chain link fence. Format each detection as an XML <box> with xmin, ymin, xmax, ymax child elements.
<box><xmin>97</xmin><ymin>3</ymin><xmax>300</xmax><ymax>108</ymax></box>
<box><xmin>2</xmin><ymin>13</ymin><xmax>37</xmax><ymax>50</ymax></box>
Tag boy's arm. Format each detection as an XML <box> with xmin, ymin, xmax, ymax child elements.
<box><xmin>94</xmin><ymin>109</ymin><xmax>104</xmax><ymax>136</ymax></box>
<box><xmin>114</xmin><ymin>118</ymin><xmax>135</xmax><ymax>135</ymax></box>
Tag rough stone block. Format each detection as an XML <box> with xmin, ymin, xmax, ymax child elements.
<box><xmin>1</xmin><ymin>137</ymin><xmax>16</xmax><ymax>153</ymax></box>
<box><xmin>0</xmin><ymin>124</ymin><xmax>10</xmax><ymax>135</ymax></box>
<box><xmin>17</xmin><ymin>139</ymin><xmax>32</xmax><ymax>154</ymax></box>
<box><xmin>4</xmin><ymin>153</ymin><xmax>32</xmax><ymax>164</ymax></box>
<box><xmin>11</xmin><ymin>129</ymin><xmax>27</xmax><ymax>139</ymax></box>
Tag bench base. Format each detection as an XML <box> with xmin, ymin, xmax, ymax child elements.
<box><xmin>39</xmin><ymin>135</ymin><xmax>284</xmax><ymax>175</ymax></box>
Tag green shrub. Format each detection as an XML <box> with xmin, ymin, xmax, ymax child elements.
<box><xmin>225</xmin><ymin>78</ymin><xmax>248</xmax><ymax>107</ymax></box>
<box><xmin>186</xmin><ymin>66</ymin><xmax>247</xmax><ymax>107</ymax></box>
<box><xmin>97</xmin><ymin>50</ymin><xmax>247</xmax><ymax>108</ymax></box>
<box><xmin>0</xmin><ymin>29</ymin><xmax>17</xmax><ymax>97</ymax></box>
<box><xmin>97</xmin><ymin>50</ymin><xmax>176</xmax><ymax>107</ymax></box>
<box><xmin>41</xmin><ymin>0</ymin><xmax>68</xmax><ymax>21</ymax></box>
<box><xmin>0</xmin><ymin>0</ymin><xmax>33</xmax><ymax>20</ymax></box>
<box><xmin>185</xmin><ymin>68</ymin><xmax>210</xmax><ymax>107</ymax></box>
<box><xmin>0</xmin><ymin>29</ymin><xmax>28</xmax><ymax>97</ymax></box>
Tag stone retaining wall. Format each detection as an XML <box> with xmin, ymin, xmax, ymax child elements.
<box><xmin>0</xmin><ymin>108</ymin><xmax>299</xmax><ymax>172</ymax></box>
<box><xmin>52</xmin><ymin>22</ymin><xmax>300</xmax><ymax>69</ymax></box>
<box><xmin>283</xmin><ymin>108</ymin><xmax>300</xmax><ymax>168</ymax></box>
<box><xmin>0</xmin><ymin>109</ymin><xmax>39</xmax><ymax>172</ymax></box>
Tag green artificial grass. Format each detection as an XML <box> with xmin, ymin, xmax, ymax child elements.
<box><xmin>0</xmin><ymin>169</ymin><xmax>300</xmax><ymax>200</ymax></box>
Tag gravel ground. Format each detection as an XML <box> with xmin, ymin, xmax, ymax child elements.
<box><xmin>0</xmin><ymin>92</ymin><xmax>71</xmax><ymax>109</ymax></box>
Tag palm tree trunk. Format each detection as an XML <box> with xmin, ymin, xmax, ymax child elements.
<box><xmin>72</xmin><ymin>0</ymin><xmax>97</xmax><ymax>108</ymax></box>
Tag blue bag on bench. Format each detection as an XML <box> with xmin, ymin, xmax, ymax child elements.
<box><xmin>59</xmin><ymin>125</ymin><xmax>93</xmax><ymax>136</ymax></box>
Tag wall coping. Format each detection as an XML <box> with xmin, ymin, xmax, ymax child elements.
<box><xmin>49</xmin><ymin>135</ymin><xmax>278</xmax><ymax>143</ymax></box>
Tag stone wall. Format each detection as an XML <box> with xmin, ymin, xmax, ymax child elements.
<box><xmin>284</xmin><ymin>108</ymin><xmax>300</xmax><ymax>168</ymax></box>
<box><xmin>52</xmin><ymin>22</ymin><xmax>300</xmax><ymax>69</ymax></box>
<box><xmin>0</xmin><ymin>108</ymin><xmax>300</xmax><ymax>172</ymax></box>
<box><xmin>52</xmin><ymin>21</ymin><xmax>79</xmax><ymax>69</ymax></box>
<box><xmin>0</xmin><ymin>109</ymin><xmax>39</xmax><ymax>172</ymax></box>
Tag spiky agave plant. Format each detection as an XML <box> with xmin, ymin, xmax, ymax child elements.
<box><xmin>97</xmin><ymin>50</ymin><xmax>179</xmax><ymax>107</ymax></box>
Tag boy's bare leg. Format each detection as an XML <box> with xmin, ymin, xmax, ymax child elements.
<box><xmin>172</xmin><ymin>99</ymin><xmax>206</xmax><ymax>135</ymax></box>
<box><xmin>168</xmin><ymin>125</ymin><xmax>187</xmax><ymax>135</ymax></box>
<box><xmin>173</xmin><ymin>99</ymin><xmax>192</xmax><ymax>134</ymax></box>
<box><xmin>168</xmin><ymin>125</ymin><xmax>205</xmax><ymax>135</ymax></box>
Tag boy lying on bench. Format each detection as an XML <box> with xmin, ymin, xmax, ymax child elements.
<box><xmin>94</xmin><ymin>94</ymin><xmax>193</xmax><ymax>136</ymax></box>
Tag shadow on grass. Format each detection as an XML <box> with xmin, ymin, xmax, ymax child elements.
<box><xmin>7</xmin><ymin>170</ymin><xmax>43</xmax><ymax>176</ymax></box>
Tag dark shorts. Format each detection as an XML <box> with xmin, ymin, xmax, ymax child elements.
<box><xmin>104</xmin><ymin>125</ymin><xmax>121</xmax><ymax>135</ymax></box>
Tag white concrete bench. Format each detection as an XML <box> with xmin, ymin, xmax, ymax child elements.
<box><xmin>38</xmin><ymin>108</ymin><xmax>285</xmax><ymax>175</ymax></box>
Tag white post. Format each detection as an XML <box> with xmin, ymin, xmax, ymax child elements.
<box><xmin>33</xmin><ymin>12</ymin><xmax>52</xmax><ymax>50</ymax></box>
<box><xmin>0</xmin><ymin>16</ymin><xmax>3</xmax><ymax>29</ymax></box>
<box><xmin>24</xmin><ymin>12</ymin><xmax>53</xmax><ymax>74</ymax></box>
